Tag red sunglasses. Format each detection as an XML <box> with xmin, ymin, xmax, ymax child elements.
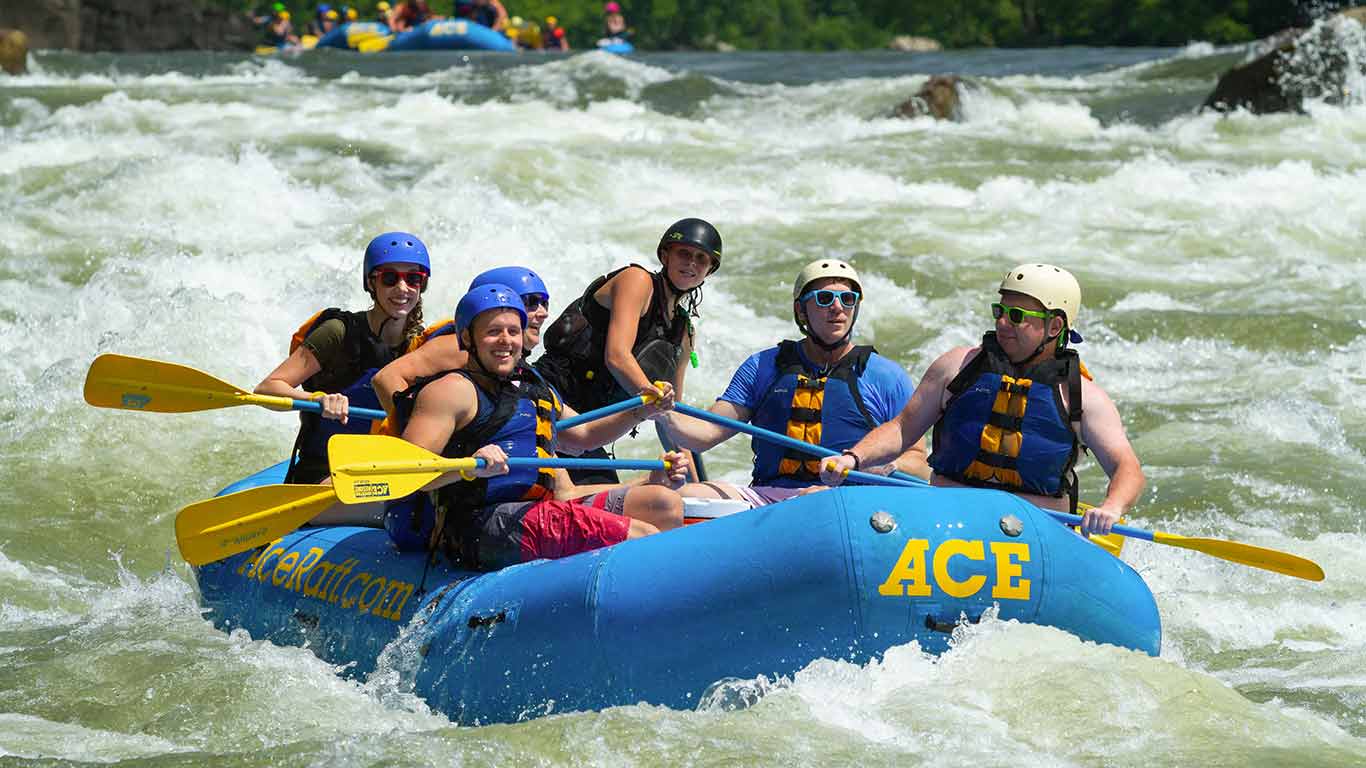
<box><xmin>372</xmin><ymin>269</ymin><xmax>428</xmax><ymax>291</ymax></box>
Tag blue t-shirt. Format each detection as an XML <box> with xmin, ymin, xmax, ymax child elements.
<box><xmin>718</xmin><ymin>343</ymin><xmax>914</xmax><ymax>431</ymax></box>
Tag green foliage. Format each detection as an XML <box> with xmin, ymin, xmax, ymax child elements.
<box><xmin>223</xmin><ymin>0</ymin><xmax>1353</xmax><ymax>49</ymax></box>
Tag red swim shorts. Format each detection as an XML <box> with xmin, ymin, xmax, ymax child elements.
<box><xmin>518</xmin><ymin>498</ymin><xmax>631</xmax><ymax>562</ymax></box>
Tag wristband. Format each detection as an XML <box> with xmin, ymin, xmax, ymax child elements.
<box><xmin>840</xmin><ymin>449</ymin><xmax>862</xmax><ymax>471</ymax></box>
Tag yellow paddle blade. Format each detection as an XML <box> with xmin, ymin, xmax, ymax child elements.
<box><xmin>328</xmin><ymin>434</ymin><xmax>478</xmax><ymax>504</ymax></box>
<box><xmin>1152</xmin><ymin>531</ymin><xmax>1325</xmax><ymax>581</ymax></box>
<box><xmin>356</xmin><ymin>35</ymin><xmax>393</xmax><ymax>53</ymax></box>
<box><xmin>83</xmin><ymin>354</ymin><xmax>294</xmax><ymax>414</ymax></box>
<box><xmin>175</xmin><ymin>485</ymin><xmax>336</xmax><ymax>566</ymax></box>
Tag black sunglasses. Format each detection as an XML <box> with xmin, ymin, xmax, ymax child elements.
<box><xmin>373</xmin><ymin>269</ymin><xmax>428</xmax><ymax>291</ymax></box>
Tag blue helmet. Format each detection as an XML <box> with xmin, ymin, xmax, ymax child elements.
<box><xmin>455</xmin><ymin>283</ymin><xmax>527</xmax><ymax>335</ymax></box>
<box><xmin>363</xmin><ymin>232</ymin><xmax>430</xmax><ymax>290</ymax></box>
<box><xmin>469</xmin><ymin>266</ymin><xmax>549</xmax><ymax>302</ymax></box>
<box><xmin>317</xmin><ymin>3</ymin><xmax>333</xmax><ymax>16</ymax></box>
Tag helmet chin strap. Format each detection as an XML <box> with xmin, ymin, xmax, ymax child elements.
<box><xmin>801</xmin><ymin>306</ymin><xmax>857</xmax><ymax>352</ymax></box>
<box><xmin>462</xmin><ymin>331</ymin><xmax>493</xmax><ymax>376</ymax></box>
<box><xmin>658</xmin><ymin>255</ymin><xmax>699</xmax><ymax>297</ymax></box>
<box><xmin>1010</xmin><ymin>326</ymin><xmax>1063</xmax><ymax>366</ymax></box>
<box><xmin>1009</xmin><ymin>339</ymin><xmax>1050</xmax><ymax>367</ymax></box>
<box><xmin>657</xmin><ymin>258</ymin><xmax>703</xmax><ymax>318</ymax></box>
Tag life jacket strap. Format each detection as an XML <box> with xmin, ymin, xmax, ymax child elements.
<box><xmin>777</xmin><ymin>373</ymin><xmax>828</xmax><ymax>479</ymax></box>
<box><xmin>963</xmin><ymin>375</ymin><xmax>1031</xmax><ymax>487</ymax></box>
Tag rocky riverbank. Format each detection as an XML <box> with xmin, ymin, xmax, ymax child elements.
<box><xmin>0</xmin><ymin>0</ymin><xmax>255</xmax><ymax>53</ymax></box>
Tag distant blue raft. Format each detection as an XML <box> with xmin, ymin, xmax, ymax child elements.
<box><xmin>194</xmin><ymin>463</ymin><xmax>1160</xmax><ymax>725</ymax></box>
<box><xmin>385</xmin><ymin>18</ymin><xmax>516</xmax><ymax>52</ymax></box>
<box><xmin>596</xmin><ymin>36</ymin><xmax>634</xmax><ymax>54</ymax></box>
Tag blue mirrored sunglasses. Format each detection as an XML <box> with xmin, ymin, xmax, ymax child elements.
<box><xmin>799</xmin><ymin>289</ymin><xmax>860</xmax><ymax>308</ymax></box>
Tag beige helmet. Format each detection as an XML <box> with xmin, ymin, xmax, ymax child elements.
<box><xmin>792</xmin><ymin>258</ymin><xmax>862</xmax><ymax>345</ymax></box>
<box><xmin>1000</xmin><ymin>263</ymin><xmax>1080</xmax><ymax>322</ymax></box>
<box><xmin>999</xmin><ymin>263</ymin><xmax>1082</xmax><ymax>347</ymax></box>
<box><xmin>792</xmin><ymin>258</ymin><xmax>862</xmax><ymax>300</ymax></box>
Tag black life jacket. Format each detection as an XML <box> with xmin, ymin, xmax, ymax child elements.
<box><xmin>393</xmin><ymin>364</ymin><xmax>560</xmax><ymax>567</ymax></box>
<box><xmin>285</xmin><ymin>308</ymin><xmax>400</xmax><ymax>484</ymax></box>
<box><xmin>538</xmin><ymin>264</ymin><xmax>689</xmax><ymax>412</ymax></box>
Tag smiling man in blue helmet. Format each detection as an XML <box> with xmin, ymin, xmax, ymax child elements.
<box><xmin>820</xmin><ymin>264</ymin><xmax>1145</xmax><ymax>537</ymax></box>
<box><xmin>372</xmin><ymin>265</ymin><xmax>552</xmax><ymax>417</ymax></box>
<box><xmin>657</xmin><ymin>258</ymin><xmax>929</xmax><ymax>507</ymax></box>
<box><xmin>386</xmin><ymin>283</ymin><xmax>686</xmax><ymax>569</ymax></box>
<box><xmin>255</xmin><ymin>231</ymin><xmax>431</xmax><ymax>483</ymax></box>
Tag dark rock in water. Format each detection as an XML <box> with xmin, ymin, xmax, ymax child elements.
<box><xmin>894</xmin><ymin>75</ymin><xmax>962</xmax><ymax>121</ymax></box>
<box><xmin>0</xmin><ymin>0</ymin><xmax>257</xmax><ymax>52</ymax></box>
<box><xmin>1203</xmin><ymin>8</ymin><xmax>1366</xmax><ymax>114</ymax></box>
<box><xmin>1</xmin><ymin>28</ymin><xmax>28</xmax><ymax>74</ymax></box>
<box><xmin>0</xmin><ymin>0</ymin><xmax>80</xmax><ymax>50</ymax></box>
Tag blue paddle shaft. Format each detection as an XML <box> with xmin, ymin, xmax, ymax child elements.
<box><xmin>464</xmin><ymin>457</ymin><xmax>664</xmax><ymax>472</ymax></box>
<box><xmin>507</xmin><ymin>457</ymin><xmax>665</xmax><ymax>472</ymax></box>
<box><xmin>672</xmin><ymin>402</ymin><xmax>927</xmax><ymax>485</ymax></box>
<box><xmin>1044</xmin><ymin>510</ymin><xmax>1155</xmax><ymax>542</ymax></box>
<box><xmin>291</xmin><ymin>399</ymin><xmax>388</xmax><ymax>422</ymax></box>
<box><xmin>555</xmin><ymin>396</ymin><xmax>648</xmax><ymax>430</ymax></box>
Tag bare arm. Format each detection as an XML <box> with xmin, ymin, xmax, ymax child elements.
<box><xmin>372</xmin><ymin>335</ymin><xmax>468</xmax><ymax>417</ymax></box>
<box><xmin>1076</xmin><ymin>379</ymin><xmax>1145</xmax><ymax>535</ymax></box>
<box><xmin>656</xmin><ymin>400</ymin><xmax>749</xmax><ymax>453</ymax></box>
<box><xmin>551</xmin><ymin>450</ymin><xmax>691</xmax><ymax>500</ymax></box>
<box><xmin>401</xmin><ymin>375</ymin><xmax>481</xmax><ymax>492</ymax></box>
<box><xmin>254</xmin><ymin>345</ymin><xmax>322</xmax><ymax>399</ymax></box>
<box><xmin>599</xmin><ymin>267</ymin><xmax>657</xmax><ymax>397</ymax></box>
<box><xmin>489</xmin><ymin>0</ymin><xmax>508</xmax><ymax>29</ymax></box>
<box><xmin>821</xmin><ymin>347</ymin><xmax>970</xmax><ymax>485</ymax></box>
<box><xmin>888</xmin><ymin>436</ymin><xmax>931</xmax><ymax>480</ymax></box>
<box><xmin>555</xmin><ymin>385</ymin><xmax>675</xmax><ymax>453</ymax></box>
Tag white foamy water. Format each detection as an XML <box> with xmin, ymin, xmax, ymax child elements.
<box><xmin>2</xmin><ymin>42</ymin><xmax>1364</xmax><ymax>764</ymax></box>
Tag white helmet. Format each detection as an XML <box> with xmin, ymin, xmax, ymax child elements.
<box><xmin>999</xmin><ymin>263</ymin><xmax>1080</xmax><ymax>325</ymax></box>
<box><xmin>792</xmin><ymin>258</ymin><xmax>862</xmax><ymax>300</ymax></box>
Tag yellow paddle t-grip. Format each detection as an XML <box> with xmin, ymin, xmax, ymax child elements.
<box><xmin>246</xmin><ymin>393</ymin><xmax>299</xmax><ymax>412</ymax></box>
<box><xmin>646</xmin><ymin>381</ymin><xmax>672</xmax><ymax>405</ymax></box>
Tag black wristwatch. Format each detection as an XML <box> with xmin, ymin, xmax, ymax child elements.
<box><xmin>840</xmin><ymin>449</ymin><xmax>862</xmax><ymax>471</ymax></box>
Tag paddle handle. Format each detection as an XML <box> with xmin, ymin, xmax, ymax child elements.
<box><xmin>672</xmin><ymin>403</ymin><xmax>927</xmax><ymax>486</ymax></box>
<box><xmin>288</xmin><ymin>398</ymin><xmax>387</xmax><ymax>422</ymax></box>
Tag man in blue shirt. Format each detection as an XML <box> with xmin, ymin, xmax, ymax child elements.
<box><xmin>658</xmin><ymin>259</ymin><xmax>928</xmax><ymax>507</ymax></box>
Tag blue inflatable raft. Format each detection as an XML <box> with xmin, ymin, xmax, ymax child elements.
<box><xmin>195</xmin><ymin>463</ymin><xmax>1159</xmax><ymax>724</ymax></box>
<box><xmin>596</xmin><ymin>36</ymin><xmax>634</xmax><ymax>54</ymax></box>
<box><xmin>314</xmin><ymin>22</ymin><xmax>391</xmax><ymax>51</ymax></box>
<box><xmin>386</xmin><ymin>18</ymin><xmax>516</xmax><ymax>52</ymax></box>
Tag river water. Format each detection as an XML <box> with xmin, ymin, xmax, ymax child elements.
<box><xmin>2</xmin><ymin>31</ymin><xmax>1365</xmax><ymax>766</ymax></box>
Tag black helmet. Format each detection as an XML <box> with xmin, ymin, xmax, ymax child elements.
<box><xmin>657</xmin><ymin>218</ymin><xmax>722</xmax><ymax>275</ymax></box>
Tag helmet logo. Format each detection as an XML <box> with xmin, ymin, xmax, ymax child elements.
<box><xmin>667</xmin><ymin>232</ymin><xmax>683</xmax><ymax>241</ymax></box>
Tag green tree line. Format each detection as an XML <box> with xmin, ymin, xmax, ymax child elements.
<box><xmin>232</xmin><ymin>0</ymin><xmax>1353</xmax><ymax>49</ymax></box>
